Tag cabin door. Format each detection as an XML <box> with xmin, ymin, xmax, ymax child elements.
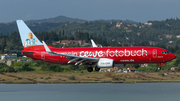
<box><xmin>152</xmin><ymin>49</ymin><xmax>157</xmax><ymax>58</ymax></box>
<box><xmin>41</xmin><ymin>52</ymin><xmax>45</xmax><ymax>59</ymax></box>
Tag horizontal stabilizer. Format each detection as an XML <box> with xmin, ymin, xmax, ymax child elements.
<box><xmin>42</xmin><ymin>41</ymin><xmax>52</xmax><ymax>53</ymax></box>
<box><xmin>5</xmin><ymin>50</ymin><xmax>33</xmax><ymax>53</ymax></box>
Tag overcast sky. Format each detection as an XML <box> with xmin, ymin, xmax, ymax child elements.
<box><xmin>0</xmin><ymin>0</ymin><xmax>180</xmax><ymax>23</ymax></box>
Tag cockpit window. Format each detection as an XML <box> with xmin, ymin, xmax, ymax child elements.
<box><xmin>162</xmin><ymin>51</ymin><xmax>169</xmax><ymax>54</ymax></box>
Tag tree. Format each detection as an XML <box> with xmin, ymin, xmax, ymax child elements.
<box><xmin>22</xmin><ymin>63</ymin><xmax>34</xmax><ymax>71</ymax></box>
<box><xmin>0</xmin><ymin>63</ymin><xmax>7</xmax><ymax>69</ymax></box>
<box><xmin>7</xmin><ymin>66</ymin><xmax>15</xmax><ymax>72</ymax></box>
<box><xmin>174</xmin><ymin>45</ymin><xmax>179</xmax><ymax>52</ymax></box>
<box><xmin>62</xmin><ymin>30</ymin><xmax>65</xmax><ymax>36</ymax></box>
<box><xmin>133</xmin><ymin>64</ymin><xmax>140</xmax><ymax>69</ymax></box>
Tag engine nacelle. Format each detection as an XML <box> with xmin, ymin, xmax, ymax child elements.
<box><xmin>97</xmin><ymin>58</ymin><xmax>115</xmax><ymax>68</ymax></box>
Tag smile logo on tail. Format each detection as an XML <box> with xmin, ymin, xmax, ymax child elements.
<box><xmin>24</xmin><ymin>32</ymin><xmax>37</xmax><ymax>47</ymax></box>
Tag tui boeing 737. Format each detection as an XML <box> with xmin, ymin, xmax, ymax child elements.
<box><xmin>16</xmin><ymin>20</ymin><xmax>176</xmax><ymax>72</ymax></box>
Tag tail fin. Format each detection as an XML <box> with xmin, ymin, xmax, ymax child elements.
<box><xmin>16</xmin><ymin>20</ymin><xmax>42</xmax><ymax>48</ymax></box>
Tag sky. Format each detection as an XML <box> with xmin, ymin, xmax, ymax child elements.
<box><xmin>0</xmin><ymin>0</ymin><xmax>180</xmax><ymax>23</ymax></box>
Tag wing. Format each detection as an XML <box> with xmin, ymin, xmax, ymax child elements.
<box><xmin>42</xmin><ymin>41</ymin><xmax>99</xmax><ymax>65</ymax></box>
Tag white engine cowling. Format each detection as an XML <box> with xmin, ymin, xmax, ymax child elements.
<box><xmin>97</xmin><ymin>58</ymin><xmax>115</xmax><ymax>68</ymax></box>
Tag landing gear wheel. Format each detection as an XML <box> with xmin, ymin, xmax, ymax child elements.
<box><xmin>87</xmin><ymin>67</ymin><xmax>93</xmax><ymax>72</ymax></box>
<box><xmin>95</xmin><ymin>67</ymin><xmax>100</xmax><ymax>71</ymax></box>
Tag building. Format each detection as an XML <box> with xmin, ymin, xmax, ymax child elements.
<box><xmin>149</xmin><ymin>41</ymin><xmax>156</xmax><ymax>45</ymax></box>
<box><xmin>52</xmin><ymin>41</ymin><xmax>60</xmax><ymax>45</ymax></box>
<box><xmin>171</xmin><ymin>67</ymin><xmax>178</xmax><ymax>71</ymax></box>
<box><xmin>144</xmin><ymin>23</ymin><xmax>152</xmax><ymax>26</ymax></box>
<box><xmin>165</xmin><ymin>35</ymin><xmax>172</xmax><ymax>39</ymax></box>
<box><xmin>116</xmin><ymin>22</ymin><xmax>121</xmax><ymax>28</ymax></box>
<box><xmin>169</xmin><ymin>41</ymin><xmax>174</xmax><ymax>44</ymax></box>
<box><xmin>127</xmin><ymin>67</ymin><xmax>136</xmax><ymax>72</ymax></box>
<box><xmin>16</xmin><ymin>59</ymin><xmax>31</xmax><ymax>62</ymax></box>
<box><xmin>122</xmin><ymin>68</ymin><xmax>128</xmax><ymax>73</ymax></box>
<box><xmin>126</xmin><ymin>30</ymin><xmax>132</xmax><ymax>33</ymax></box>
<box><xmin>1</xmin><ymin>54</ymin><xmax>17</xmax><ymax>60</ymax></box>
<box><xmin>140</xmin><ymin>64</ymin><xmax>151</xmax><ymax>67</ymax></box>
<box><xmin>176</xmin><ymin>35</ymin><xmax>180</xmax><ymax>38</ymax></box>
<box><xmin>137</xmin><ymin>33</ymin><xmax>141</xmax><ymax>36</ymax></box>
<box><xmin>110</xmin><ymin>67</ymin><xmax>119</xmax><ymax>72</ymax></box>
<box><xmin>7</xmin><ymin>60</ymin><xmax>14</xmax><ymax>66</ymax></box>
<box><xmin>133</xmin><ymin>24</ymin><xmax>137</xmax><ymax>27</ymax></box>
<box><xmin>99</xmin><ymin>68</ymin><xmax>108</xmax><ymax>72</ymax></box>
<box><xmin>124</xmin><ymin>27</ymin><xmax>128</xmax><ymax>30</ymax></box>
<box><xmin>61</xmin><ymin>40</ymin><xmax>85</xmax><ymax>46</ymax></box>
<box><xmin>99</xmin><ymin>67</ymin><xmax>119</xmax><ymax>72</ymax></box>
<box><xmin>61</xmin><ymin>40</ymin><xmax>69</xmax><ymax>46</ymax></box>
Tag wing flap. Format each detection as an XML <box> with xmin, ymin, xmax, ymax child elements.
<box><xmin>42</xmin><ymin>41</ymin><xmax>99</xmax><ymax>65</ymax></box>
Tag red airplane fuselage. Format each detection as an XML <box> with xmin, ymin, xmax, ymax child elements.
<box><xmin>22</xmin><ymin>45</ymin><xmax>176</xmax><ymax>65</ymax></box>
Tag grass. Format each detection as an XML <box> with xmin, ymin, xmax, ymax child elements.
<box><xmin>1</xmin><ymin>71</ymin><xmax>180</xmax><ymax>84</ymax></box>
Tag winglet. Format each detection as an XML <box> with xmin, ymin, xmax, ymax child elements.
<box><xmin>91</xmin><ymin>39</ymin><xmax>97</xmax><ymax>47</ymax></box>
<box><xmin>42</xmin><ymin>41</ymin><xmax>52</xmax><ymax>53</ymax></box>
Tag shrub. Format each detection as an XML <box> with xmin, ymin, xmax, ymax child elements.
<box><xmin>0</xmin><ymin>63</ymin><xmax>7</xmax><ymax>69</ymax></box>
<box><xmin>137</xmin><ymin>67</ymin><xmax>158</xmax><ymax>72</ymax></box>
<box><xmin>69</xmin><ymin>75</ymin><xmax>75</xmax><ymax>80</ymax></box>
<box><xmin>7</xmin><ymin>66</ymin><xmax>15</xmax><ymax>72</ymax></box>
<box><xmin>13</xmin><ymin>62</ymin><xmax>22</xmax><ymax>66</ymax></box>
<box><xmin>45</xmin><ymin>77</ymin><xmax>51</xmax><ymax>80</ymax></box>
<box><xmin>158</xmin><ymin>72</ymin><xmax>165</xmax><ymax>77</ymax></box>
<box><xmin>41</xmin><ymin>64</ymin><xmax>63</xmax><ymax>72</ymax></box>
<box><xmin>22</xmin><ymin>63</ymin><xmax>34</xmax><ymax>71</ymax></box>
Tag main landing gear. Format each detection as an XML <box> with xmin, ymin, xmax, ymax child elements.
<box><xmin>95</xmin><ymin>66</ymin><xmax>100</xmax><ymax>71</ymax></box>
<box><xmin>87</xmin><ymin>66</ymin><xmax>100</xmax><ymax>72</ymax></box>
<box><xmin>87</xmin><ymin>67</ymin><xmax>93</xmax><ymax>72</ymax></box>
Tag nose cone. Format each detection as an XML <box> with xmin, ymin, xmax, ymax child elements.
<box><xmin>169</xmin><ymin>53</ymin><xmax>176</xmax><ymax>60</ymax></box>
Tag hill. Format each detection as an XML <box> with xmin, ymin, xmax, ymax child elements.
<box><xmin>0</xmin><ymin>16</ymin><xmax>137</xmax><ymax>34</ymax></box>
<box><xmin>48</xmin><ymin>18</ymin><xmax>180</xmax><ymax>47</ymax></box>
<box><xmin>25</xmin><ymin>16</ymin><xmax>87</xmax><ymax>24</ymax></box>
<box><xmin>0</xmin><ymin>16</ymin><xmax>87</xmax><ymax>34</ymax></box>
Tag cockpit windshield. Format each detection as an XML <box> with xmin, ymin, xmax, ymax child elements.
<box><xmin>162</xmin><ymin>51</ymin><xmax>169</xmax><ymax>54</ymax></box>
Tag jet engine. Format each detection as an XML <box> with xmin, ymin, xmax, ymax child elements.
<box><xmin>97</xmin><ymin>58</ymin><xmax>115</xmax><ymax>68</ymax></box>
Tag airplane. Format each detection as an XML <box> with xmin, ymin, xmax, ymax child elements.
<box><xmin>16</xmin><ymin>20</ymin><xmax>176</xmax><ymax>72</ymax></box>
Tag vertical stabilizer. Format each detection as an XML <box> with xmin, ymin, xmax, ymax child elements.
<box><xmin>16</xmin><ymin>20</ymin><xmax>42</xmax><ymax>48</ymax></box>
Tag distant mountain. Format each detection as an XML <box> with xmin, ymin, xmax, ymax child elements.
<box><xmin>25</xmin><ymin>16</ymin><xmax>87</xmax><ymax>24</ymax></box>
<box><xmin>0</xmin><ymin>15</ymin><xmax>138</xmax><ymax>34</ymax></box>
<box><xmin>124</xmin><ymin>19</ymin><xmax>138</xmax><ymax>24</ymax></box>
<box><xmin>95</xmin><ymin>19</ymin><xmax>138</xmax><ymax>24</ymax></box>
<box><xmin>25</xmin><ymin>16</ymin><xmax>138</xmax><ymax>24</ymax></box>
